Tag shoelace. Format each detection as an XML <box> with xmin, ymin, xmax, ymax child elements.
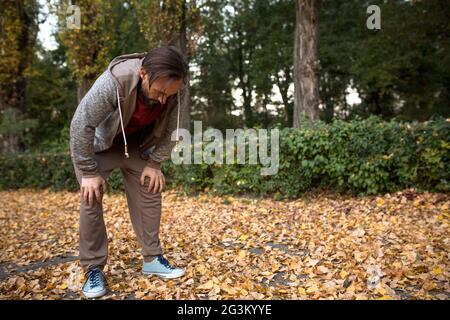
<box><xmin>86</xmin><ymin>269</ymin><xmax>103</xmax><ymax>288</ymax></box>
<box><xmin>158</xmin><ymin>255</ymin><xmax>175</xmax><ymax>270</ymax></box>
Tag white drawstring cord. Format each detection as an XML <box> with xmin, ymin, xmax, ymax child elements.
<box><xmin>176</xmin><ymin>88</ymin><xmax>181</xmax><ymax>142</ymax></box>
<box><xmin>116</xmin><ymin>87</ymin><xmax>129</xmax><ymax>158</ymax></box>
<box><xmin>173</xmin><ymin>88</ymin><xmax>182</xmax><ymax>152</ymax></box>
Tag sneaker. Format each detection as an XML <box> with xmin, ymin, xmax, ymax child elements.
<box><xmin>82</xmin><ymin>267</ymin><xmax>107</xmax><ymax>299</ymax></box>
<box><xmin>142</xmin><ymin>255</ymin><xmax>185</xmax><ymax>279</ymax></box>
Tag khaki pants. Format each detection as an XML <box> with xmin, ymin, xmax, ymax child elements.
<box><xmin>71</xmin><ymin>130</ymin><xmax>163</xmax><ymax>272</ymax></box>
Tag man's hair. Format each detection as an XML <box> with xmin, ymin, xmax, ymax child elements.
<box><xmin>141</xmin><ymin>45</ymin><xmax>189</xmax><ymax>88</ymax></box>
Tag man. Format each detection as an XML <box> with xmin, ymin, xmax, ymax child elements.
<box><xmin>70</xmin><ymin>45</ymin><xmax>189</xmax><ymax>299</ymax></box>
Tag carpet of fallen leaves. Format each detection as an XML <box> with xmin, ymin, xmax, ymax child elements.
<box><xmin>0</xmin><ymin>188</ymin><xmax>449</xmax><ymax>300</ymax></box>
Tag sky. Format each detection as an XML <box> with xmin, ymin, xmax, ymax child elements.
<box><xmin>37</xmin><ymin>0</ymin><xmax>58</xmax><ymax>50</ymax></box>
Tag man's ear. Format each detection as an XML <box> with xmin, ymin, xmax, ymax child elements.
<box><xmin>139</xmin><ymin>68</ymin><xmax>146</xmax><ymax>80</ymax></box>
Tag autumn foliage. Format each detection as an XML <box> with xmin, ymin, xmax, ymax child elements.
<box><xmin>0</xmin><ymin>188</ymin><xmax>448</xmax><ymax>299</ymax></box>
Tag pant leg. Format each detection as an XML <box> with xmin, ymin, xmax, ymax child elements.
<box><xmin>119</xmin><ymin>133</ymin><xmax>164</xmax><ymax>263</ymax></box>
<box><xmin>71</xmin><ymin>139</ymin><xmax>124</xmax><ymax>272</ymax></box>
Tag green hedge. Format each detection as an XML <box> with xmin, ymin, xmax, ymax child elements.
<box><xmin>1</xmin><ymin>117</ymin><xmax>448</xmax><ymax>198</ymax></box>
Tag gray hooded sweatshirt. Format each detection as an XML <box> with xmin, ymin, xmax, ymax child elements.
<box><xmin>70</xmin><ymin>52</ymin><xmax>187</xmax><ymax>178</ymax></box>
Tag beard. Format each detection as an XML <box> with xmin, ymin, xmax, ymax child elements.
<box><xmin>138</xmin><ymin>81</ymin><xmax>161</xmax><ymax>108</ymax></box>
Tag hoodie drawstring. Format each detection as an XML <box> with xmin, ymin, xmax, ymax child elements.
<box><xmin>176</xmin><ymin>89</ymin><xmax>181</xmax><ymax>142</ymax></box>
<box><xmin>116</xmin><ymin>87</ymin><xmax>129</xmax><ymax>158</ymax></box>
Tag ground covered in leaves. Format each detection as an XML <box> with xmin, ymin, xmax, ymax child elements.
<box><xmin>0</xmin><ymin>188</ymin><xmax>449</xmax><ymax>300</ymax></box>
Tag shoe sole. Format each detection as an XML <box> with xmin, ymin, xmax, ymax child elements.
<box><xmin>142</xmin><ymin>270</ymin><xmax>185</xmax><ymax>279</ymax></box>
<box><xmin>82</xmin><ymin>288</ymin><xmax>107</xmax><ymax>299</ymax></box>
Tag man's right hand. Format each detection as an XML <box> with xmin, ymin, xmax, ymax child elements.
<box><xmin>81</xmin><ymin>175</ymin><xmax>107</xmax><ymax>207</ymax></box>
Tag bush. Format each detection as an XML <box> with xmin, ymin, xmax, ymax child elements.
<box><xmin>0</xmin><ymin>117</ymin><xmax>448</xmax><ymax>198</ymax></box>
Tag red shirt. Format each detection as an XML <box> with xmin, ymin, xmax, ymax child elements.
<box><xmin>124</xmin><ymin>92</ymin><xmax>165</xmax><ymax>135</ymax></box>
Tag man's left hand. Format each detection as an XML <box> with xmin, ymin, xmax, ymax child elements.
<box><xmin>140</xmin><ymin>166</ymin><xmax>165</xmax><ymax>193</ymax></box>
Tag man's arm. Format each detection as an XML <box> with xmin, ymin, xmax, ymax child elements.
<box><xmin>70</xmin><ymin>71</ymin><xmax>118</xmax><ymax>177</ymax></box>
<box><xmin>145</xmin><ymin>84</ymin><xmax>188</xmax><ymax>170</ymax></box>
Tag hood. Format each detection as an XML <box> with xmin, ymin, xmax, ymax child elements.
<box><xmin>108</xmin><ymin>52</ymin><xmax>146</xmax><ymax>96</ymax></box>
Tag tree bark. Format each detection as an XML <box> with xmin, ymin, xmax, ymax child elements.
<box><xmin>276</xmin><ymin>67</ymin><xmax>294</xmax><ymax>126</ymax></box>
<box><xmin>237</xmin><ymin>28</ymin><xmax>253</xmax><ymax>128</ymax></box>
<box><xmin>77</xmin><ymin>78</ymin><xmax>91</xmax><ymax>104</ymax></box>
<box><xmin>293</xmin><ymin>0</ymin><xmax>321</xmax><ymax>128</ymax></box>
<box><xmin>178</xmin><ymin>0</ymin><xmax>191</xmax><ymax>131</ymax></box>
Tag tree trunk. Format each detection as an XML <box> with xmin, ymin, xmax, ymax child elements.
<box><xmin>293</xmin><ymin>0</ymin><xmax>321</xmax><ymax>128</ymax></box>
<box><xmin>77</xmin><ymin>78</ymin><xmax>91</xmax><ymax>103</ymax></box>
<box><xmin>178</xmin><ymin>0</ymin><xmax>191</xmax><ymax>132</ymax></box>
<box><xmin>237</xmin><ymin>28</ymin><xmax>253</xmax><ymax>128</ymax></box>
<box><xmin>1</xmin><ymin>135</ymin><xmax>21</xmax><ymax>155</ymax></box>
<box><xmin>276</xmin><ymin>67</ymin><xmax>294</xmax><ymax>126</ymax></box>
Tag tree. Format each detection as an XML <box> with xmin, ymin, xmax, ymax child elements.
<box><xmin>319</xmin><ymin>0</ymin><xmax>450</xmax><ymax>122</ymax></box>
<box><xmin>251</xmin><ymin>0</ymin><xmax>295</xmax><ymax>127</ymax></box>
<box><xmin>0</xmin><ymin>0</ymin><xmax>40</xmax><ymax>153</ymax></box>
<box><xmin>350</xmin><ymin>0</ymin><xmax>450</xmax><ymax>121</ymax></box>
<box><xmin>55</xmin><ymin>0</ymin><xmax>115</xmax><ymax>102</ymax></box>
<box><xmin>132</xmin><ymin>0</ymin><xmax>203</xmax><ymax>131</ymax></box>
<box><xmin>189</xmin><ymin>0</ymin><xmax>236</xmax><ymax>130</ymax></box>
<box><xmin>25</xmin><ymin>43</ymin><xmax>77</xmax><ymax>151</ymax></box>
<box><xmin>293</xmin><ymin>0</ymin><xmax>321</xmax><ymax>128</ymax></box>
<box><xmin>109</xmin><ymin>1</ymin><xmax>148</xmax><ymax>58</ymax></box>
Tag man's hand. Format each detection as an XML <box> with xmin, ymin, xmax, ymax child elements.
<box><xmin>140</xmin><ymin>165</ymin><xmax>165</xmax><ymax>193</ymax></box>
<box><xmin>81</xmin><ymin>175</ymin><xmax>106</xmax><ymax>207</ymax></box>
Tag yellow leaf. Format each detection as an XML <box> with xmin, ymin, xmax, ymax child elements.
<box><xmin>441</xmin><ymin>202</ymin><xmax>449</xmax><ymax>211</ymax></box>
<box><xmin>238</xmin><ymin>234</ymin><xmax>249</xmax><ymax>241</ymax></box>
<box><xmin>432</xmin><ymin>267</ymin><xmax>442</xmax><ymax>275</ymax></box>
<box><xmin>422</xmin><ymin>281</ymin><xmax>437</xmax><ymax>291</ymax></box>
<box><xmin>316</xmin><ymin>265</ymin><xmax>330</xmax><ymax>274</ymax></box>
<box><xmin>220</xmin><ymin>283</ymin><xmax>236</xmax><ymax>295</ymax></box>
<box><xmin>238</xmin><ymin>250</ymin><xmax>246</xmax><ymax>259</ymax></box>
<box><xmin>239</xmin><ymin>289</ymin><xmax>249</xmax><ymax>296</ymax></box>
<box><xmin>289</xmin><ymin>261</ymin><xmax>300</xmax><ymax>270</ymax></box>
<box><xmin>197</xmin><ymin>280</ymin><xmax>214</xmax><ymax>291</ymax></box>
<box><xmin>306</xmin><ymin>285</ymin><xmax>318</xmax><ymax>294</ymax></box>
<box><xmin>377</xmin><ymin>295</ymin><xmax>393</xmax><ymax>300</ymax></box>
<box><xmin>212</xmin><ymin>284</ymin><xmax>221</xmax><ymax>294</ymax></box>
<box><xmin>340</xmin><ymin>270</ymin><xmax>348</xmax><ymax>279</ymax></box>
<box><xmin>375</xmin><ymin>287</ymin><xmax>387</xmax><ymax>295</ymax></box>
<box><xmin>197</xmin><ymin>265</ymin><xmax>208</xmax><ymax>275</ymax></box>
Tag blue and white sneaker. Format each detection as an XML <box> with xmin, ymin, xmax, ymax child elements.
<box><xmin>142</xmin><ymin>255</ymin><xmax>185</xmax><ymax>279</ymax></box>
<box><xmin>82</xmin><ymin>267</ymin><xmax>107</xmax><ymax>299</ymax></box>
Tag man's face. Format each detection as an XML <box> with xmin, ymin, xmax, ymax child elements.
<box><xmin>139</xmin><ymin>68</ymin><xmax>181</xmax><ymax>106</ymax></box>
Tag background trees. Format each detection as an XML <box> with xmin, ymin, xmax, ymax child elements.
<box><xmin>0</xmin><ymin>0</ymin><xmax>448</xmax><ymax>154</ymax></box>
<box><xmin>0</xmin><ymin>0</ymin><xmax>40</xmax><ymax>153</ymax></box>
